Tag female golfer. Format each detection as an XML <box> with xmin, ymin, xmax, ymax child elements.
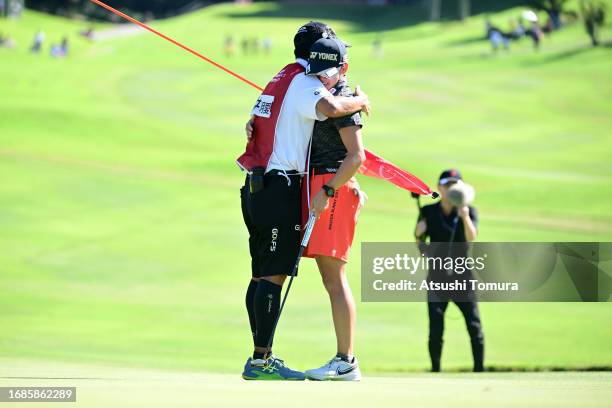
<box><xmin>302</xmin><ymin>37</ymin><xmax>365</xmax><ymax>381</ymax></box>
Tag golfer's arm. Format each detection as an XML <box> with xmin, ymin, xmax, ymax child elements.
<box><xmin>324</xmin><ymin>126</ymin><xmax>366</xmax><ymax>190</ymax></box>
<box><xmin>316</xmin><ymin>95</ymin><xmax>367</xmax><ymax>118</ymax></box>
<box><xmin>462</xmin><ymin>216</ymin><xmax>477</xmax><ymax>242</ymax></box>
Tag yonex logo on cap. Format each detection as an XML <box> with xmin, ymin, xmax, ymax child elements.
<box><xmin>310</xmin><ymin>51</ymin><xmax>338</xmax><ymax>61</ymax></box>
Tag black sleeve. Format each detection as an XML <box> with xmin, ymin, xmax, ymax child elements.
<box><xmin>469</xmin><ymin>206</ymin><xmax>479</xmax><ymax>229</ymax></box>
<box><xmin>333</xmin><ymin>111</ymin><xmax>362</xmax><ymax>131</ymax></box>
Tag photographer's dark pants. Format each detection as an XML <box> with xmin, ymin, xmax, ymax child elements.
<box><xmin>428</xmin><ymin>301</ymin><xmax>485</xmax><ymax>372</ymax></box>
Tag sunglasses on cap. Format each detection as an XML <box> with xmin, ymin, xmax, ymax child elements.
<box><xmin>317</xmin><ymin>66</ymin><xmax>342</xmax><ymax>78</ymax></box>
<box><xmin>439</xmin><ymin>177</ymin><xmax>460</xmax><ymax>186</ymax></box>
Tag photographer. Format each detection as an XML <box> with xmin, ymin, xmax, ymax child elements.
<box><xmin>414</xmin><ymin>169</ymin><xmax>485</xmax><ymax>372</ymax></box>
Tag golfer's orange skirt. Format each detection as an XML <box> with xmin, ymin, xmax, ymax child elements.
<box><xmin>302</xmin><ymin>172</ymin><xmax>361</xmax><ymax>262</ymax></box>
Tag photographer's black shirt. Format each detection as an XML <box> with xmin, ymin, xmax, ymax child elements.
<box><xmin>420</xmin><ymin>202</ymin><xmax>478</xmax><ymax>243</ymax></box>
<box><xmin>419</xmin><ymin>202</ymin><xmax>479</xmax><ymax>301</ymax></box>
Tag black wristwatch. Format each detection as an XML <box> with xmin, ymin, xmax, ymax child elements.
<box><xmin>322</xmin><ymin>184</ymin><xmax>335</xmax><ymax>197</ymax></box>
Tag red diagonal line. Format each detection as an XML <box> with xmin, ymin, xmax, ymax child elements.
<box><xmin>90</xmin><ymin>0</ymin><xmax>264</xmax><ymax>92</ymax></box>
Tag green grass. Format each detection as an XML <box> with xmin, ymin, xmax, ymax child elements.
<box><xmin>0</xmin><ymin>1</ymin><xmax>611</xmax><ymax>378</ymax></box>
<box><xmin>1</xmin><ymin>360</ymin><xmax>611</xmax><ymax>408</ymax></box>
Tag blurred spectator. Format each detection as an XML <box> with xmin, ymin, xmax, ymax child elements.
<box><xmin>250</xmin><ymin>37</ymin><xmax>259</xmax><ymax>54</ymax></box>
<box><xmin>485</xmin><ymin>20</ymin><xmax>509</xmax><ymax>51</ymax></box>
<box><xmin>372</xmin><ymin>34</ymin><xmax>383</xmax><ymax>58</ymax></box>
<box><xmin>5</xmin><ymin>0</ymin><xmax>22</xmax><ymax>19</ymax></box>
<box><xmin>262</xmin><ymin>37</ymin><xmax>272</xmax><ymax>54</ymax></box>
<box><xmin>30</xmin><ymin>30</ymin><xmax>45</xmax><ymax>53</ymax></box>
<box><xmin>543</xmin><ymin>15</ymin><xmax>555</xmax><ymax>34</ymax></box>
<box><xmin>507</xmin><ymin>18</ymin><xmax>526</xmax><ymax>40</ymax></box>
<box><xmin>4</xmin><ymin>36</ymin><xmax>15</xmax><ymax>48</ymax></box>
<box><xmin>50</xmin><ymin>37</ymin><xmax>68</xmax><ymax>58</ymax></box>
<box><xmin>526</xmin><ymin>21</ymin><xmax>544</xmax><ymax>49</ymax></box>
<box><xmin>61</xmin><ymin>36</ymin><xmax>69</xmax><ymax>56</ymax></box>
<box><xmin>50</xmin><ymin>43</ymin><xmax>62</xmax><ymax>57</ymax></box>
<box><xmin>224</xmin><ymin>35</ymin><xmax>235</xmax><ymax>57</ymax></box>
<box><xmin>546</xmin><ymin>8</ymin><xmax>562</xmax><ymax>30</ymax></box>
<box><xmin>522</xmin><ymin>10</ymin><xmax>543</xmax><ymax>50</ymax></box>
<box><xmin>0</xmin><ymin>0</ymin><xmax>5</xmax><ymax>17</ymax></box>
<box><xmin>581</xmin><ymin>0</ymin><xmax>607</xmax><ymax>46</ymax></box>
<box><xmin>0</xmin><ymin>32</ymin><xmax>15</xmax><ymax>48</ymax></box>
<box><xmin>80</xmin><ymin>27</ymin><xmax>94</xmax><ymax>41</ymax></box>
<box><xmin>240</xmin><ymin>37</ymin><xmax>249</xmax><ymax>55</ymax></box>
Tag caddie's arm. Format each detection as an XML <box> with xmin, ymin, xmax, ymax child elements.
<box><xmin>316</xmin><ymin>85</ymin><xmax>371</xmax><ymax>118</ymax></box>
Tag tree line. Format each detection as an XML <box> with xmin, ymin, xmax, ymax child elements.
<box><xmin>23</xmin><ymin>0</ymin><xmax>225</xmax><ymax>20</ymax></box>
<box><xmin>8</xmin><ymin>0</ymin><xmax>606</xmax><ymax>46</ymax></box>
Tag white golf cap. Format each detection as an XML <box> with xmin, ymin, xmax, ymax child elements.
<box><xmin>522</xmin><ymin>10</ymin><xmax>538</xmax><ymax>23</ymax></box>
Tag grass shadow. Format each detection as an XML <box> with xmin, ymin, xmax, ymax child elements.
<box><xmin>220</xmin><ymin>0</ymin><xmax>527</xmax><ymax>34</ymax></box>
<box><xmin>529</xmin><ymin>42</ymin><xmax>611</xmax><ymax>65</ymax></box>
<box><xmin>444</xmin><ymin>35</ymin><xmax>486</xmax><ymax>47</ymax></box>
<box><xmin>221</xmin><ymin>4</ymin><xmax>427</xmax><ymax>34</ymax></box>
<box><xmin>372</xmin><ymin>365</ymin><xmax>612</xmax><ymax>373</ymax></box>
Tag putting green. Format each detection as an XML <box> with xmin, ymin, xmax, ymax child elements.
<box><xmin>1</xmin><ymin>359</ymin><xmax>611</xmax><ymax>408</ymax></box>
<box><xmin>1</xmin><ymin>2</ymin><xmax>611</xmax><ymax>375</ymax></box>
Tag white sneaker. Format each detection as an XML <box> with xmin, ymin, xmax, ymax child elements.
<box><xmin>305</xmin><ymin>356</ymin><xmax>362</xmax><ymax>381</ymax></box>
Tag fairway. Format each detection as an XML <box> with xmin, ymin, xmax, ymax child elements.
<box><xmin>1</xmin><ymin>360</ymin><xmax>611</xmax><ymax>408</ymax></box>
<box><xmin>1</xmin><ymin>0</ymin><xmax>611</xmax><ymax>383</ymax></box>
